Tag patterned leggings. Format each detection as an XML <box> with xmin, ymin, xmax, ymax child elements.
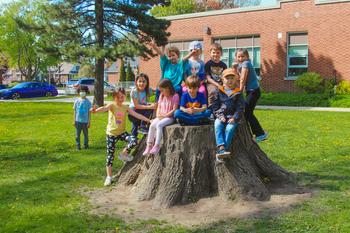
<box><xmin>106</xmin><ymin>133</ymin><xmax>137</xmax><ymax>167</ymax></box>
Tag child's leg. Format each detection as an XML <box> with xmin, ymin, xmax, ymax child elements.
<box><xmin>119</xmin><ymin>132</ymin><xmax>137</xmax><ymax>154</ymax></box>
<box><xmin>139</xmin><ymin>109</ymin><xmax>153</xmax><ymax>128</ymax></box>
<box><xmin>245</xmin><ymin>88</ymin><xmax>264</xmax><ymax>137</ymax></box>
<box><xmin>128</xmin><ymin>114</ymin><xmax>141</xmax><ymax>138</ymax></box>
<box><xmin>214</xmin><ymin>118</ymin><xmax>226</xmax><ymax>148</ymax></box>
<box><xmin>154</xmin><ymin>117</ymin><xmax>174</xmax><ymax>145</ymax></box>
<box><xmin>207</xmin><ymin>83</ymin><xmax>218</xmax><ymax>108</ymax></box>
<box><xmin>75</xmin><ymin>122</ymin><xmax>82</xmax><ymax>148</ymax></box>
<box><xmin>106</xmin><ymin>135</ymin><xmax>118</xmax><ymax>177</ymax></box>
<box><xmin>81</xmin><ymin>123</ymin><xmax>89</xmax><ymax>148</ymax></box>
<box><xmin>147</xmin><ymin>118</ymin><xmax>160</xmax><ymax>145</ymax></box>
<box><xmin>224</xmin><ymin>122</ymin><xmax>238</xmax><ymax>150</ymax></box>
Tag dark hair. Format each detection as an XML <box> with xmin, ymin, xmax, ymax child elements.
<box><xmin>166</xmin><ymin>46</ymin><xmax>180</xmax><ymax>57</ymax></box>
<box><xmin>135</xmin><ymin>73</ymin><xmax>150</xmax><ymax>99</ymax></box>
<box><xmin>158</xmin><ymin>79</ymin><xmax>175</xmax><ymax>96</ymax></box>
<box><xmin>77</xmin><ymin>85</ymin><xmax>89</xmax><ymax>93</ymax></box>
<box><xmin>185</xmin><ymin>75</ymin><xmax>200</xmax><ymax>88</ymax></box>
<box><xmin>210</xmin><ymin>43</ymin><xmax>223</xmax><ymax>53</ymax></box>
<box><xmin>112</xmin><ymin>87</ymin><xmax>126</xmax><ymax>98</ymax></box>
<box><xmin>235</xmin><ymin>48</ymin><xmax>250</xmax><ymax>59</ymax></box>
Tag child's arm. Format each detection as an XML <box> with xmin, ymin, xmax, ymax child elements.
<box><xmin>206</xmin><ymin>75</ymin><xmax>221</xmax><ymax>88</ymax></box>
<box><xmin>88</xmin><ymin>111</ymin><xmax>91</xmax><ymax>128</ymax></box>
<box><xmin>127</xmin><ymin>108</ymin><xmax>151</xmax><ymax>123</ymax></box>
<box><xmin>91</xmin><ymin>104</ymin><xmax>112</xmax><ymax>113</ymax></box>
<box><xmin>240</xmin><ymin>67</ymin><xmax>248</xmax><ymax>92</ymax></box>
<box><xmin>73</xmin><ymin>109</ymin><xmax>76</xmax><ymax>127</ymax></box>
<box><xmin>151</xmin><ymin>40</ymin><xmax>165</xmax><ymax>57</ymax></box>
<box><xmin>182</xmin><ymin>49</ymin><xmax>197</xmax><ymax>61</ymax></box>
<box><xmin>162</xmin><ymin>103</ymin><xmax>178</xmax><ymax>118</ymax></box>
<box><xmin>193</xmin><ymin>104</ymin><xmax>207</xmax><ymax>113</ymax></box>
<box><xmin>132</xmin><ymin>97</ymin><xmax>157</xmax><ymax>110</ymax></box>
<box><xmin>180</xmin><ymin>106</ymin><xmax>192</xmax><ymax>114</ymax></box>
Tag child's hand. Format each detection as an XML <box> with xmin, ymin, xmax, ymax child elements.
<box><xmin>90</xmin><ymin>105</ymin><xmax>97</xmax><ymax>113</ymax></box>
<box><xmin>228</xmin><ymin>118</ymin><xmax>235</xmax><ymax>124</ymax></box>
<box><xmin>150</xmin><ymin>103</ymin><xmax>158</xmax><ymax>109</ymax></box>
<box><xmin>188</xmin><ymin>108</ymin><xmax>195</xmax><ymax>115</ymax></box>
<box><xmin>220</xmin><ymin>116</ymin><xmax>226</xmax><ymax>123</ymax></box>
<box><xmin>88</xmin><ymin>122</ymin><xmax>91</xmax><ymax>128</ymax></box>
<box><xmin>232</xmin><ymin>61</ymin><xmax>239</xmax><ymax>69</ymax></box>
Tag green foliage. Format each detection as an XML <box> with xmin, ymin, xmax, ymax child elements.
<box><xmin>294</xmin><ymin>72</ymin><xmax>325</xmax><ymax>94</ymax></box>
<box><xmin>150</xmin><ymin>0</ymin><xmax>196</xmax><ymax>17</ymax></box>
<box><xmin>335</xmin><ymin>80</ymin><xmax>350</xmax><ymax>95</ymax></box>
<box><xmin>119</xmin><ymin>58</ymin><xmax>126</xmax><ymax>82</ymax></box>
<box><xmin>8</xmin><ymin>82</ymin><xmax>20</xmax><ymax>88</ymax></box>
<box><xmin>126</xmin><ymin>62</ymin><xmax>135</xmax><ymax>82</ymax></box>
<box><xmin>77</xmin><ymin>64</ymin><xmax>95</xmax><ymax>78</ymax></box>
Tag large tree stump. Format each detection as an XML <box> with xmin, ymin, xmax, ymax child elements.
<box><xmin>116</xmin><ymin>120</ymin><xmax>295</xmax><ymax>209</ymax></box>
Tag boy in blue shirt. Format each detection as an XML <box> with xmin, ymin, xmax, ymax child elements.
<box><xmin>73</xmin><ymin>85</ymin><xmax>92</xmax><ymax>150</ymax></box>
<box><xmin>174</xmin><ymin>75</ymin><xmax>211</xmax><ymax>125</ymax></box>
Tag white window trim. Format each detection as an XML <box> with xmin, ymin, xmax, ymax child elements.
<box><xmin>286</xmin><ymin>33</ymin><xmax>308</xmax><ymax>80</ymax></box>
<box><xmin>315</xmin><ymin>0</ymin><xmax>350</xmax><ymax>5</ymax></box>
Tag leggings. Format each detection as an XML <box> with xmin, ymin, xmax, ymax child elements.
<box><xmin>106</xmin><ymin>133</ymin><xmax>137</xmax><ymax>167</ymax></box>
<box><xmin>147</xmin><ymin>117</ymin><xmax>174</xmax><ymax>146</ymax></box>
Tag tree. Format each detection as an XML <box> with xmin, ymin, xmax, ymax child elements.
<box><xmin>0</xmin><ymin>52</ymin><xmax>9</xmax><ymax>84</ymax></box>
<box><xmin>150</xmin><ymin>0</ymin><xmax>196</xmax><ymax>17</ymax></box>
<box><xmin>126</xmin><ymin>61</ymin><xmax>135</xmax><ymax>82</ymax></box>
<box><xmin>119</xmin><ymin>58</ymin><xmax>126</xmax><ymax>82</ymax></box>
<box><xmin>33</xmin><ymin>0</ymin><xmax>170</xmax><ymax>106</ymax></box>
<box><xmin>0</xmin><ymin>0</ymin><xmax>59</xmax><ymax>81</ymax></box>
<box><xmin>78</xmin><ymin>64</ymin><xmax>95</xmax><ymax>78</ymax></box>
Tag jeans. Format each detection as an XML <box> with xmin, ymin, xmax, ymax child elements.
<box><xmin>214</xmin><ymin>118</ymin><xmax>238</xmax><ymax>150</ymax></box>
<box><xmin>128</xmin><ymin>109</ymin><xmax>153</xmax><ymax>138</ymax></box>
<box><xmin>75</xmin><ymin>122</ymin><xmax>88</xmax><ymax>147</ymax></box>
<box><xmin>174</xmin><ymin>109</ymin><xmax>211</xmax><ymax>125</ymax></box>
<box><xmin>155</xmin><ymin>84</ymin><xmax>182</xmax><ymax>101</ymax></box>
<box><xmin>245</xmin><ymin>87</ymin><xmax>264</xmax><ymax>137</ymax></box>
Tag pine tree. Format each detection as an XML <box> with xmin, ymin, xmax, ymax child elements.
<box><xmin>126</xmin><ymin>62</ymin><xmax>134</xmax><ymax>82</ymax></box>
<box><xmin>119</xmin><ymin>58</ymin><xmax>126</xmax><ymax>82</ymax></box>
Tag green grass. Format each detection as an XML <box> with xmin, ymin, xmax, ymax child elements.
<box><xmin>260</xmin><ymin>92</ymin><xmax>350</xmax><ymax>108</ymax></box>
<box><xmin>1</xmin><ymin>103</ymin><xmax>350</xmax><ymax>232</ymax></box>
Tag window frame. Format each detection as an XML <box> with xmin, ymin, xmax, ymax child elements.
<box><xmin>286</xmin><ymin>32</ymin><xmax>308</xmax><ymax>80</ymax></box>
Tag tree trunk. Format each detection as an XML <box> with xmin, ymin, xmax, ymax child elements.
<box><xmin>94</xmin><ymin>0</ymin><xmax>104</xmax><ymax>106</ymax></box>
<box><xmin>116</xmin><ymin>119</ymin><xmax>295</xmax><ymax>209</ymax></box>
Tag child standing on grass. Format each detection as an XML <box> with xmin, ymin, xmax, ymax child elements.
<box><xmin>212</xmin><ymin>68</ymin><xmax>245</xmax><ymax>163</ymax></box>
<box><xmin>234</xmin><ymin>48</ymin><xmax>268</xmax><ymax>142</ymax></box>
<box><xmin>73</xmin><ymin>85</ymin><xmax>92</xmax><ymax>150</ymax></box>
<box><xmin>91</xmin><ymin>88</ymin><xmax>151</xmax><ymax>186</ymax></box>
<box><xmin>174</xmin><ymin>75</ymin><xmax>211</xmax><ymax>125</ymax></box>
<box><xmin>128</xmin><ymin>73</ymin><xmax>157</xmax><ymax>139</ymax></box>
<box><xmin>205</xmin><ymin>43</ymin><xmax>227</xmax><ymax>107</ymax></box>
<box><xmin>143</xmin><ymin>79</ymin><xmax>179</xmax><ymax>156</ymax></box>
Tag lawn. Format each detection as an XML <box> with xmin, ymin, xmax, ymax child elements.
<box><xmin>0</xmin><ymin>102</ymin><xmax>350</xmax><ymax>233</ymax></box>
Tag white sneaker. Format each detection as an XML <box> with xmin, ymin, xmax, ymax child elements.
<box><xmin>104</xmin><ymin>176</ymin><xmax>112</xmax><ymax>186</ymax></box>
<box><xmin>126</xmin><ymin>154</ymin><xmax>134</xmax><ymax>162</ymax></box>
<box><xmin>118</xmin><ymin>152</ymin><xmax>127</xmax><ymax>162</ymax></box>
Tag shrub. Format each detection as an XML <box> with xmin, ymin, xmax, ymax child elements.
<box><xmin>295</xmin><ymin>72</ymin><xmax>324</xmax><ymax>94</ymax></box>
<box><xmin>335</xmin><ymin>81</ymin><xmax>350</xmax><ymax>95</ymax></box>
<box><xmin>8</xmin><ymin>82</ymin><xmax>20</xmax><ymax>88</ymax></box>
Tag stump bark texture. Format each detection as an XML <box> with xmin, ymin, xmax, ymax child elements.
<box><xmin>116</xmin><ymin>120</ymin><xmax>295</xmax><ymax>209</ymax></box>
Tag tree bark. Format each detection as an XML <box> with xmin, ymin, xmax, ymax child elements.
<box><xmin>94</xmin><ymin>0</ymin><xmax>104</xmax><ymax>106</ymax></box>
<box><xmin>116</xmin><ymin>119</ymin><xmax>295</xmax><ymax>209</ymax></box>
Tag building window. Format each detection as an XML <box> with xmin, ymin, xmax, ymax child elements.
<box><xmin>214</xmin><ymin>35</ymin><xmax>261</xmax><ymax>76</ymax></box>
<box><xmin>167</xmin><ymin>40</ymin><xmax>204</xmax><ymax>60</ymax></box>
<box><xmin>287</xmin><ymin>33</ymin><xmax>308</xmax><ymax>78</ymax></box>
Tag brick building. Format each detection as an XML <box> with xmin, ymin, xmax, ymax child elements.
<box><xmin>139</xmin><ymin>0</ymin><xmax>350</xmax><ymax>92</ymax></box>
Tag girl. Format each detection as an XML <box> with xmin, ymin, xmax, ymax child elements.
<box><xmin>143</xmin><ymin>79</ymin><xmax>179</xmax><ymax>156</ymax></box>
<box><xmin>234</xmin><ymin>48</ymin><xmax>268</xmax><ymax>142</ymax></box>
<box><xmin>128</xmin><ymin>73</ymin><xmax>157</xmax><ymax>138</ymax></box>
<box><xmin>91</xmin><ymin>88</ymin><xmax>151</xmax><ymax>186</ymax></box>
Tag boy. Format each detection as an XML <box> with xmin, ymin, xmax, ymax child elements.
<box><xmin>73</xmin><ymin>85</ymin><xmax>92</xmax><ymax>150</ymax></box>
<box><xmin>211</xmin><ymin>68</ymin><xmax>244</xmax><ymax>163</ymax></box>
<box><xmin>174</xmin><ymin>75</ymin><xmax>211</xmax><ymax>125</ymax></box>
<box><xmin>205</xmin><ymin>43</ymin><xmax>227</xmax><ymax>107</ymax></box>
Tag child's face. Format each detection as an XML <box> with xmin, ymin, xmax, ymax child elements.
<box><xmin>191</xmin><ymin>48</ymin><xmax>202</xmax><ymax>59</ymax></box>
<box><xmin>236</xmin><ymin>52</ymin><xmax>248</xmax><ymax>63</ymax></box>
<box><xmin>210</xmin><ymin>49</ymin><xmax>222</xmax><ymax>63</ymax></box>
<box><xmin>159</xmin><ymin>87</ymin><xmax>171</xmax><ymax>97</ymax></box>
<box><xmin>223</xmin><ymin>75</ymin><xmax>239</xmax><ymax>89</ymax></box>
<box><xmin>136</xmin><ymin>76</ymin><xmax>147</xmax><ymax>91</ymax></box>
<box><xmin>168</xmin><ymin>51</ymin><xmax>179</xmax><ymax>64</ymax></box>
<box><xmin>113</xmin><ymin>92</ymin><xmax>126</xmax><ymax>104</ymax></box>
<box><xmin>187</xmin><ymin>86</ymin><xmax>199</xmax><ymax>97</ymax></box>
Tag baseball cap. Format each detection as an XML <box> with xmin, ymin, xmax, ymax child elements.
<box><xmin>222</xmin><ymin>68</ymin><xmax>237</xmax><ymax>78</ymax></box>
<box><xmin>188</xmin><ymin>41</ymin><xmax>202</xmax><ymax>51</ymax></box>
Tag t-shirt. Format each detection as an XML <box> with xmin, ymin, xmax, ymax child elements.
<box><xmin>160</xmin><ymin>55</ymin><xmax>186</xmax><ymax>87</ymax></box>
<box><xmin>129</xmin><ymin>88</ymin><xmax>153</xmax><ymax>109</ymax></box>
<box><xmin>238</xmin><ymin>60</ymin><xmax>259</xmax><ymax>90</ymax></box>
<box><xmin>73</xmin><ymin>98</ymin><xmax>92</xmax><ymax>123</ymax></box>
<box><xmin>180</xmin><ymin>92</ymin><xmax>207</xmax><ymax>109</ymax></box>
<box><xmin>184</xmin><ymin>59</ymin><xmax>206</xmax><ymax>80</ymax></box>
<box><xmin>106</xmin><ymin>103</ymin><xmax>128</xmax><ymax>136</ymax></box>
<box><xmin>205</xmin><ymin>60</ymin><xmax>227</xmax><ymax>84</ymax></box>
<box><xmin>158</xmin><ymin>94</ymin><xmax>179</xmax><ymax>116</ymax></box>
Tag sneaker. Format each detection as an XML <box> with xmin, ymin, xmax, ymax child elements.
<box><xmin>118</xmin><ymin>152</ymin><xmax>127</xmax><ymax>162</ymax></box>
<box><xmin>149</xmin><ymin>145</ymin><xmax>160</xmax><ymax>155</ymax></box>
<box><xmin>139</xmin><ymin>126</ymin><xmax>149</xmax><ymax>135</ymax></box>
<box><xmin>215</xmin><ymin>155</ymin><xmax>224</xmax><ymax>163</ymax></box>
<box><xmin>216</xmin><ymin>149</ymin><xmax>230</xmax><ymax>159</ymax></box>
<box><xmin>256</xmin><ymin>132</ymin><xmax>269</xmax><ymax>142</ymax></box>
<box><xmin>104</xmin><ymin>176</ymin><xmax>112</xmax><ymax>186</ymax></box>
<box><xmin>143</xmin><ymin>144</ymin><xmax>153</xmax><ymax>156</ymax></box>
<box><xmin>126</xmin><ymin>154</ymin><xmax>134</xmax><ymax>162</ymax></box>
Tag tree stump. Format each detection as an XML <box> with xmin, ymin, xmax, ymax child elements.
<box><xmin>116</xmin><ymin>120</ymin><xmax>295</xmax><ymax>209</ymax></box>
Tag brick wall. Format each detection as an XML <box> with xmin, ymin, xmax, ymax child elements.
<box><xmin>139</xmin><ymin>0</ymin><xmax>350</xmax><ymax>92</ymax></box>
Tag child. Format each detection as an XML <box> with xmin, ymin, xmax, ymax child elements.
<box><xmin>91</xmin><ymin>88</ymin><xmax>151</xmax><ymax>186</ymax></box>
<box><xmin>73</xmin><ymin>85</ymin><xmax>92</xmax><ymax>150</ymax></box>
<box><xmin>234</xmin><ymin>48</ymin><xmax>268</xmax><ymax>142</ymax></box>
<box><xmin>182</xmin><ymin>41</ymin><xmax>207</xmax><ymax>97</ymax></box>
<box><xmin>205</xmin><ymin>43</ymin><xmax>227</xmax><ymax>107</ymax></box>
<box><xmin>128</xmin><ymin>73</ymin><xmax>157</xmax><ymax>138</ymax></box>
<box><xmin>151</xmin><ymin>41</ymin><xmax>186</xmax><ymax>99</ymax></box>
<box><xmin>211</xmin><ymin>68</ymin><xmax>245</xmax><ymax>163</ymax></box>
<box><xmin>143</xmin><ymin>79</ymin><xmax>179</xmax><ymax>156</ymax></box>
<box><xmin>174</xmin><ymin>75</ymin><xmax>211</xmax><ymax>125</ymax></box>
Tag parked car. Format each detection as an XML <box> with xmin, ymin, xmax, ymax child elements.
<box><xmin>64</xmin><ymin>78</ymin><xmax>115</xmax><ymax>95</ymax></box>
<box><xmin>0</xmin><ymin>82</ymin><xmax>58</xmax><ymax>99</ymax></box>
<box><xmin>64</xmin><ymin>79</ymin><xmax>79</xmax><ymax>87</ymax></box>
<box><xmin>0</xmin><ymin>84</ymin><xmax>8</xmax><ymax>90</ymax></box>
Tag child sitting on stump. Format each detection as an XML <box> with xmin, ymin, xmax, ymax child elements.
<box><xmin>174</xmin><ymin>75</ymin><xmax>211</xmax><ymax>125</ymax></box>
<box><xmin>211</xmin><ymin>68</ymin><xmax>245</xmax><ymax>163</ymax></box>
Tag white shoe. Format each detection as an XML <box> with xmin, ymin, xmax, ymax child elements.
<box><xmin>104</xmin><ymin>176</ymin><xmax>112</xmax><ymax>186</ymax></box>
<box><xmin>118</xmin><ymin>152</ymin><xmax>127</xmax><ymax>162</ymax></box>
<box><xmin>126</xmin><ymin>154</ymin><xmax>134</xmax><ymax>162</ymax></box>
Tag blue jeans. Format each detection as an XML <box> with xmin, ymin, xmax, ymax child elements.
<box><xmin>174</xmin><ymin>109</ymin><xmax>211</xmax><ymax>125</ymax></box>
<box><xmin>155</xmin><ymin>84</ymin><xmax>182</xmax><ymax>101</ymax></box>
<box><xmin>214</xmin><ymin>119</ymin><xmax>238</xmax><ymax>150</ymax></box>
<box><xmin>75</xmin><ymin>122</ymin><xmax>88</xmax><ymax>147</ymax></box>
<box><xmin>128</xmin><ymin>109</ymin><xmax>153</xmax><ymax>138</ymax></box>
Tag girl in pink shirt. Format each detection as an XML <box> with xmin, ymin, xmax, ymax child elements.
<box><xmin>143</xmin><ymin>79</ymin><xmax>179</xmax><ymax>155</ymax></box>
